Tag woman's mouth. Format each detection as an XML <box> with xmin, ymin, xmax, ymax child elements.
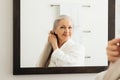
<box><xmin>63</xmin><ymin>34</ymin><xmax>70</xmax><ymax>37</ymax></box>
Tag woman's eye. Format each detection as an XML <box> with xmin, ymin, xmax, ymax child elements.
<box><xmin>60</xmin><ymin>26</ymin><xmax>72</xmax><ymax>29</ymax></box>
<box><xmin>69</xmin><ymin>26</ymin><xmax>72</xmax><ymax>29</ymax></box>
<box><xmin>60</xmin><ymin>26</ymin><xmax>65</xmax><ymax>29</ymax></box>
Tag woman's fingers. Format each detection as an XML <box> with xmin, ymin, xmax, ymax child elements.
<box><xmin>107</xmin><ymin>38</ymin><xmax>120</xmax><ymax>62</ymax></box>
<box><xmin>109</xmin><ymin>38</ymin><xmax>120</xmax><ymax>45</ymax></box>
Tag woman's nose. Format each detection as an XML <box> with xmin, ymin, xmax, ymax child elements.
<box><xmin>65</xmin><ymin>28</ymin><xmax>69</xmax><ymax>32</ymax></box>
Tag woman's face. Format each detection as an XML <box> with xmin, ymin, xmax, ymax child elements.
<box><xmin>54</xmin><ymin>19</ymin><xmax>73</xmax><ymax>43</ymax></box>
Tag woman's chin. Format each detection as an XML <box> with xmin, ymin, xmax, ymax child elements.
<box><xmin>64</xmin><ymin>38</ymin><xmax>70</xmax><ymax>41</ymax></box>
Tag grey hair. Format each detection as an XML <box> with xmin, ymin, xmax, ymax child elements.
<box><xmin>53</xmin><ymin>15</ymin><xmax>73</xmax><ymax>31</ymax></box>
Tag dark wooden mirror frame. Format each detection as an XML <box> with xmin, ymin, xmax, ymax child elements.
<box><xmin>13</xmin><ymin>0</ymin><xmax>115</xmax><ymax>75</ymax></box>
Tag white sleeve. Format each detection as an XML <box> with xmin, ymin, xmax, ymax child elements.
<box><xmin>95</xmin><ymin>71</ymin><xmax>107</xmax><ymax>80</ymax></box>
<box><xmin>48</xmin><ymin>45</ymin><xmax>85</xmax><ymax>67</ymax></box>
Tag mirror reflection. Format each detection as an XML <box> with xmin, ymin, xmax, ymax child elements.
<box><xmin>36</xmin><ymin>15</ymin><xmax>85</xmax><ymax>67</ymax></box>
<box><xmin>20</xmin><ymin>0</ymin><xmax>108</xmax><ymax>67</ymax></box>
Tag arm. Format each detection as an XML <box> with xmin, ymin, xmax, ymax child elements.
<box><xmin>95</xmin><ymin>38</ymin><xmax>120</xmax><ymax>80</ymax></box>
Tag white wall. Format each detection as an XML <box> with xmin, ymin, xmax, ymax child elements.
<box><xmin>0</xmin><ymin>0</ymin><xmax>97</xmax><ymax>80</ymax></box>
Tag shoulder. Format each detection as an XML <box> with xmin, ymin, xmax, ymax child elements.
<box><xmin>64</xmin><ymin>39</ymin><xmax>85</xmax><ymax>50</ymax></box>
<box><xmin>70</xmin><ymin>39</ymin><xmax>84</xmax><ymax>48</ymax></box>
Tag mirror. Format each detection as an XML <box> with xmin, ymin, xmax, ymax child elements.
<box><xmin>13</xmin><ymin>0</ymin><xmax>115</xmax><ymax>74</ymax></box>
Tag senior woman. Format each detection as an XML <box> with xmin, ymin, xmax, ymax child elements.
<box><xmin>36</xmin><ymin>15</ymin><xmax>85</xmax><ymax>67</ymax></box>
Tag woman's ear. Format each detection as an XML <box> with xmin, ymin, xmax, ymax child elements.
<box><xmin>53</xmin><ymin>30</ymin><xmax>57</xmax><ymax>34</ymax></box>
<box><xmin>54</xmin><ymin>32</ymin><xmax>57</xmax><ymax>35</ymax></box>
<box><xmin>50</xmin><ymin>30</ymin><xmax>54</xmax><ymax>34</ymax></box>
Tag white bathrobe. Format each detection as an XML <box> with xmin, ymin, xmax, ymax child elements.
<box><xmin>95</xmin><ymin>59</ymin><xmax>120</xmax><ymax>80</ymax></box>
<box><xmin>48</xmin><ymin>39</ymin><xmax>85</xmax><ymax>67</ymax></box>
<box><xmin>36</xmin><ymin>39</ymin><xmax>85</xmax><ymax>67</ymax></box>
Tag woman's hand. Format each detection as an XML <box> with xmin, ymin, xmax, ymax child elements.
<box><xmin>48</xmin><ymin>31</ymin><xmax>58</xmax><ymax>50</ymax></box>
<box><xmin>106</xmin><ymin>38</ymin><xmax>120</xmax><ymax>63</ymax></box>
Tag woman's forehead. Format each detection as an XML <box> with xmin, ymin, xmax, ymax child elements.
<box><xmin>57</xmin><ymin>19</ymin><xmax>72</xmax><ymax>25</ymax></box>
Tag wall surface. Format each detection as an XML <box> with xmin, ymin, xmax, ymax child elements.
<box><xmin>0</xmin><ymin>0</ymin><xmax>99</xmax><ymax>80</ymax></box>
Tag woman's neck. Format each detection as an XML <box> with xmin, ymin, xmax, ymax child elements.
<box><xmin>58</xmin><ymin>40</ymin><xmax>66</xmax><ymax>48</ymax></box>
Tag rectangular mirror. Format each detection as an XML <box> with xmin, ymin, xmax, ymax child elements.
<box><xmin>13</xmin><ymin>0</ymin><xmax>115</xmax><ymax>74</ymax></box>
<box><xmin>115</xmin><ymin>0</ymin><xmax>120</xmax><ymax>38</ymax></box>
